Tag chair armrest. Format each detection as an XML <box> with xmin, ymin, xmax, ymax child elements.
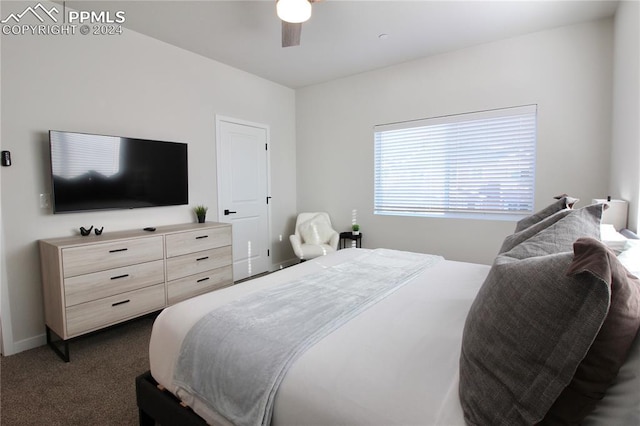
<box><xmin>289</xmin><ymin>234</ymin><xmax>304</xmax><ymax>259</ymax></box>
<box><xmin>328</xmin><ymin>231</ymin><xmax>339</xmax><ymax>250</ymax></box>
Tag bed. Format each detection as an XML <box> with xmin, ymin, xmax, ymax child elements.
<box><xmin>137</xmin><ymin>198</ymin><xmax>640</xmax><ymax>426</ymax></box>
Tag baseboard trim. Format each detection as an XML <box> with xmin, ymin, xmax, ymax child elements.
<box><xmin>271</xmin><ymin>258</ymin><xmax>299</xmax><ymax>271</ymax></box>
<box><xmin>5</xmin><ymin>333</ymin><xmax>46</xmax><ymax>356</ymax></box>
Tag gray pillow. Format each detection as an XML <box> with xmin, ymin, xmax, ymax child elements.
<box><xmin>459</xmin><ymin>250</ymin><xmax>608</xmax><ymax>424</ymax></box>
<box><xmin>499</xmin><ymin>208</ymin><xmax>572</xmax><ymax>254</ymax></box>
<box><xmin>541</xmin><ymin>238</ymin><xmax>640</xmax><ymax>424</ymax></box>
<box><xmin>514</xmin><ymin>195</ymin><xmax>579</xmax><ymax>233</ymax></box>
<box><xmin>459</xmin><ymin>234</ymin><xmax>640</xmax><ymax>425</ymax></box>
<box><xmin>500</xmin><ymin>203</ymin><xmax>603</xmax><ymax>256</ymax></box>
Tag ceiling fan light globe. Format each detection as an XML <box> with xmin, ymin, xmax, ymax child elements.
<box><xmin>277</xmin><ymin>0</ymin><xmax>312</xmax><ymax>24</ymax></box>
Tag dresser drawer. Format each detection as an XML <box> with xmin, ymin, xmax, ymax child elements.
<box><xmin>165</xmin><ymin>226</ymin><xmax>231</xmax><ymax>258</ymax></box>
<box><xmin>167</xmin><ymin>265</ymin><xmax>233</xmax><ymax>305</ymax></box>
<box><xmin>64</xmin><ymin>260</ymin><xmax>165</xmax><ymax>307</ymax></box>
<box><xmin>66</xmin><ymin>283</ymin><xmax>165</xmax><ymax>337</ymax></box>
<box><xmin>166</xmin><ymin>246</ymin><xmax>232</xmax><ymax>281</ymax></box>
<box><xmin>62</xmin><ymin>236</ymin><xmax>164</xmax><ymax>277</ymax></box>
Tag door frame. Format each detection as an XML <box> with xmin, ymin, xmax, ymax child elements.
<box><xmin>0</xmin><ymin>168</ymin><xmax>12</xmax><ymax>355</ymax></box>
<box><xmin>215</xmin><ymin>115</ymin><xmax>272</xmax><ymax>275</ymax></box>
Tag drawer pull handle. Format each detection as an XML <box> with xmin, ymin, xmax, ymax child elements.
<box><xmin>109</xmin><ymin>248</ymin><xmax>128</xmax><ymax>253</ymax></box>
<box><xmin>196</xmin><ymin>256</ymin><xmax>209</xmax><ymax>261</ymax></box>
<box><xmin>112</xmin><ymin>299</ymin><xmax>130</xmax><ymax>307</ymax></box>
<box><xmin>195</xmin><ymin>235</ymin><xmax>209</xmax><ymax>240</ymax></box>
<box><xmin>197</xmin><ymin>277</ymin><xmax>210</xmax><ymax>283</ymax></box>
<box><xmin>110</xmin><ymin>274</ymin><xmax>129</xmax><ymax>280</ymax></box>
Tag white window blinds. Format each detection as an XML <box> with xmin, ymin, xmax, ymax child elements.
<box><xmin>374</xmin><ymin>105</ymin><xmax>536</xmax><ymax>220</ymax></box>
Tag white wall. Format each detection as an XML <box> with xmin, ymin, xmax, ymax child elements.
<box><xmin>296</xmin><ymin>19</ymin><xmax>614</xmax><ymax>265</ymax></box>
<box><xmin>1</xmin><ymin>5</ymin><xmax>631</xmax><ymax>355</ymax></box>
<box><xmin>0</xmin><ymin>2</ymin><xmax>296</xmax><ymax>354</ymax></box>
<box><xmin>611</xmin><ymin>1</ymin><xmax>640</xmax><ymax>232</ymax></box>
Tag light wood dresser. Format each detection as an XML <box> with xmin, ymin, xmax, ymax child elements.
<box><xmin>39</xmin><ymin>222</ymin><xmax>233</xmax><ymax>361</ymax></box>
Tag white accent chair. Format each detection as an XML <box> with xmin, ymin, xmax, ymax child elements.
<box><xmin>290</xmin><ymin>212</ymin><xmax>339</xmax><ymax>261</ymax></box>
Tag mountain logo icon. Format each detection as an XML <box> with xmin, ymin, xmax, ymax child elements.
<box><xmin>1</xmin><ymin>3</ymin><xmax>59</xmax><ymax>24</ymax></box>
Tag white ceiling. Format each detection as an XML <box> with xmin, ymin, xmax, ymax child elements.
<box><xmin>70</xmin><ymin>1</ymin><xmax>619</xmax><ymax>88</ymax></box>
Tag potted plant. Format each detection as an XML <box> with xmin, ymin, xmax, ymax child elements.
<box><xmin>194</xmin><ymin>205</ymin><xmax>208</xmax><ymax>223</ymax></box>
<box><xmin>352</xmin><ymin>224</ymin><xmax>360</xmax><ymax>235</ymax></box>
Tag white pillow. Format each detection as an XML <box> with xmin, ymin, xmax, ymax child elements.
<box><xmin>600</xmin><ymin>224</ymin><xmax>628</xmax><ymax>253</ymax></box>
<box><xmin>618</xmin><ymin>239</ymin><xmax>640</xmax><ymax>278</ymax></box>
<box><xmin>298</xmin><ymin>214</ymin><xmax>334</xmax><ymax>245</ymax></box>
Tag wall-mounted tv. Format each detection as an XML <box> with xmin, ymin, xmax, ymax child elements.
<box><xmin>49</xmin><ymin>130</ymin><xmax>188</xmax><ymax>213</ymax></box>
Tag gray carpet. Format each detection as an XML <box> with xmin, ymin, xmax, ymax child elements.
<box><xmin>0</xmin><ymin>313</ymin><xmax>157</xmax><ymax>425</ymax></box>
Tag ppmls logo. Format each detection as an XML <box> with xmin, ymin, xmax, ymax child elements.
<box><xmin>1</xmin><ymin>3</ymin><xmax>58</xmax><ymax>23</ymax></box>
<box><xmin>2</xmin><ymin>2</ymin><xmax>125</xmax><ymax>36</ymax></box>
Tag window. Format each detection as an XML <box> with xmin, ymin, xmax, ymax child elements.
<box><xmin>374</xmin><ymin>105</ymin><xmax>536</xmax><ymax>220</ymax></box>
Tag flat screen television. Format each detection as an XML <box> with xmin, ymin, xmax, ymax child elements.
<box><xmin>49</xmin><ymin>130</ymin><xmax>188</xmax><ymax>213</ymax></box>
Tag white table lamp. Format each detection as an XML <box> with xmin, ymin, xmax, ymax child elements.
<box><xmin>593</xmin><ymin>198</ymin><xmax>628</xmax><ymax>231</ymax></box>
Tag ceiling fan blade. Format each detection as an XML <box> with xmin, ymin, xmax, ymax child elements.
<box><xmin>282</xmin><ymin>21</ymin><xmax>302</xmax><ymax>47</ymax></box>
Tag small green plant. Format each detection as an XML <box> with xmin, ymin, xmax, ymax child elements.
<box><xmin>194</xmin><ymin>205</ymin><xmax>208</xmax><ymax>223</ymax></box>
<box><xmin>194</xmin><ymin>205</ymin><xmax>208</xmax><ymax>216</ymax></box>
<box><xmin>352</xmin><ymin>224</ymin><xmax>360</xmax><ymax>232</ymax></box>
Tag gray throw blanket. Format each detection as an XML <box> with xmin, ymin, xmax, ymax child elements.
<box><xmin>173</xmin><ymin>249</ymin><xmax>442</xmax><ymax>426</ymax></box>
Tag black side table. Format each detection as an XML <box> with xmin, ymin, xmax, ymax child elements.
<box><xmin>339</xmin><ymin>232</ymin><xmax>362</xmax><ymax>249</ymax></box>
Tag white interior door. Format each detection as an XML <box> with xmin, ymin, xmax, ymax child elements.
<box><xmin>216</xmin><ymin>116</ymin><xmax>270</xmax><ymax>281</ymax></box>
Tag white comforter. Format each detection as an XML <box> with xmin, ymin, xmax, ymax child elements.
<box><xmin>149</xmin><ymin>248</ymin><xmax>490</xmax><ymax>425</ymax></box>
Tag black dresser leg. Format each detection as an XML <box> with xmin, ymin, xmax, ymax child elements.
<box><xmin>46</xmin><ymin>326</ymin><xmax>70</xmax><ymax>362</ymax></box>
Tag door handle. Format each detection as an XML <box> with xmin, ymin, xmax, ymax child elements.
<box><xmin>224</xmin><ymin>209</ymin><xmax>237</xmax><ymax>215</ymax></box>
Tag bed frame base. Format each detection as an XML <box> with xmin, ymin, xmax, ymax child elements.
<box><xmin>136</xmin><ymin>370</ymin><xmax>208</xmax><ymax>426</ymax></box>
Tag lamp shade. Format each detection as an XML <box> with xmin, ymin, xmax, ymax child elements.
<box><xmin>277</xmin><ymin>0</ymin><xmax>312</xmax><ymax>23</ymax></box>
<box><xmin>593</xmin><ymin>198</ymin><xmax>628</xmax><ymax>231</ymax></box>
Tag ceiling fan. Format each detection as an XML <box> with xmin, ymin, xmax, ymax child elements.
<box><xmin>276</xmin><ymin>0</ymin><xmax>320</xmax><ymax>47</ymax></box>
